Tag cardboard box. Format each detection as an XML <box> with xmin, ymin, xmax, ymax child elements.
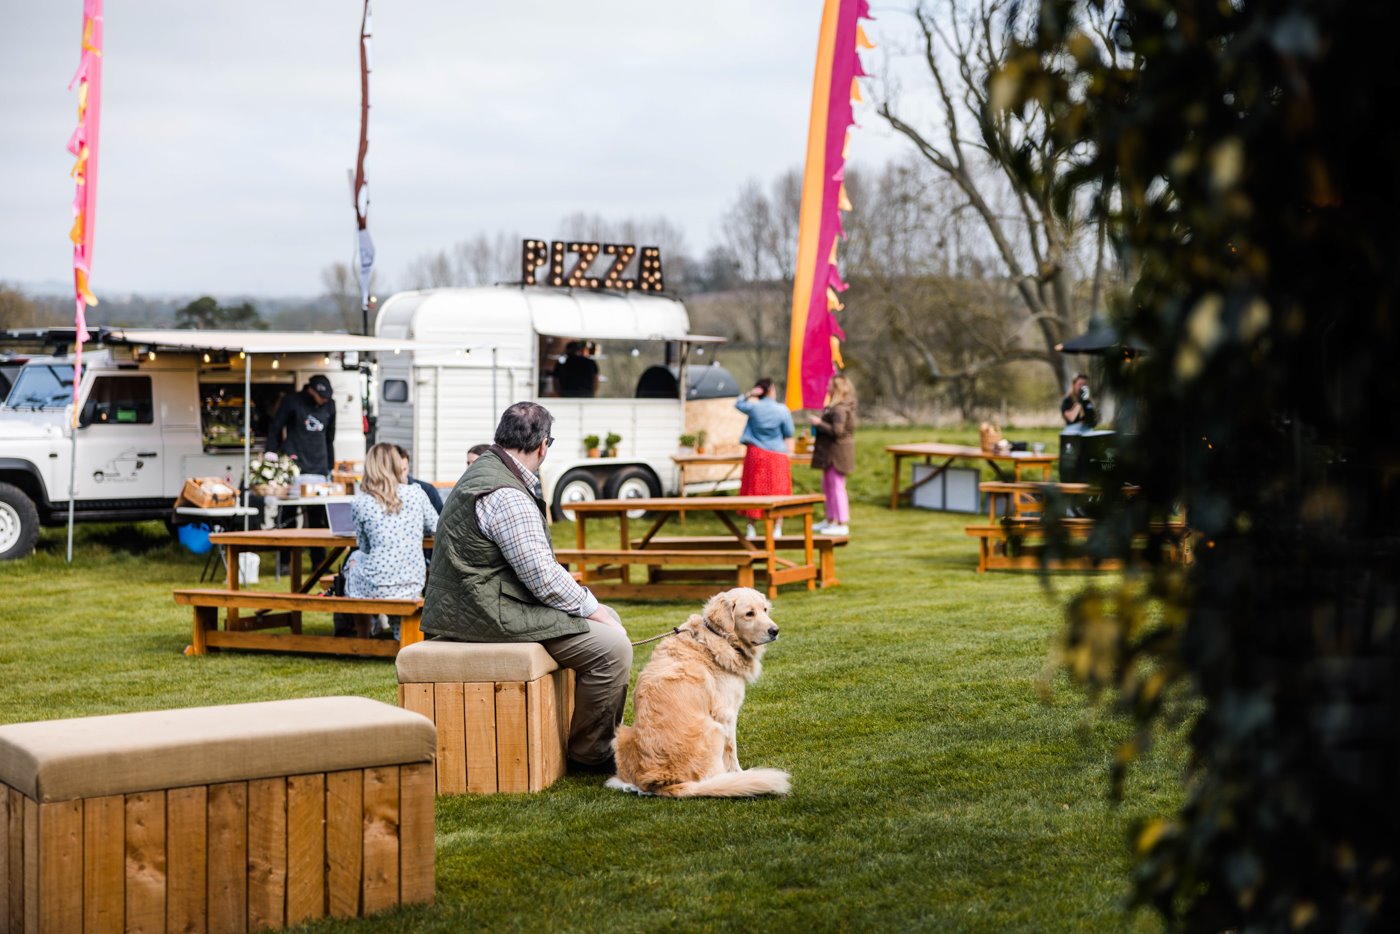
<box><xmin>178</xmin><ymin>476</ymin><xmax>238</xmax><ymax>508</ymax></box>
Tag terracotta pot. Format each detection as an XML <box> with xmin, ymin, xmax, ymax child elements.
<box><xmin>586</xmin><ymin>449</ymin><xmax>600</xmax><ymax>458</ymax></box>
<box><xmin>605</xmin><ymin>448</ymin><xmax>618</xmax><ymax>458</ymax></box>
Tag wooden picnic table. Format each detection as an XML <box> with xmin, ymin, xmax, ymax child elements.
<box><xmin>209</xmin><ymin>527</ymin><xmax>433</xmax><ymax>625</ymax></box>
<box><xmin>672</xmin><ymin>451</ymin><xmax>813</xmax><ymax>495</ymax></box>
<box><xmin>563</xmin><ymin>494</ymin><xmax>824</xmax><ymax>600</ymax></box>
<box><xmin>886</xmin><ymin>442</ymin><xmax>1058</xmax><ymax>510</ymax></box>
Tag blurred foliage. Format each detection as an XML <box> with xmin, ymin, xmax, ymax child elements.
<box><xmin>1002</xmin><ymin>0</ymin><xmax>1400</xmax><ymax>928</ymax></box>
<box><xmin>174</xmin><ymin>295</ymin><xmax>266</xmax><ymax>330</ymax></box>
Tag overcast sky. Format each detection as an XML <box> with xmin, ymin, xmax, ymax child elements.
<box><xmin>1</xmin><ymin>1</ymin><xmax>918</xmax><ymax>298</ymax></box>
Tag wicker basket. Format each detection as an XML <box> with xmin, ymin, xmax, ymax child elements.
<box><xmin>978</xmin><ymin>422</ymin><xmax>1002</xmax><ymax>452</ymax></box>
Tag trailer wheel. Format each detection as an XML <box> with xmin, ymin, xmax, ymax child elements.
<box><xmin>551</xmin><ymin>470</ymin><xmax>600</xmax><ymax>522</ymax></box>
<box><xmin>0</xmin><ymin>481</ymin><xmax>40</xmax><ymax>561</ymax></box>
<box><xmin>604</xmin><ymin>467</ymin><xmax>660</xmax><ymax>519</ymax></box>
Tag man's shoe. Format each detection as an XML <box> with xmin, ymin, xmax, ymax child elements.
<box><xmin>567</xmin><ymin>755</ymin><xmax>616</xmax><ymax>775</ymax></box>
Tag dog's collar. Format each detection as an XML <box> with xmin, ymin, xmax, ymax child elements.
<box><xmin>702</xmin><ymin>620</ymin><xmax>729</xmax><ymax>641</ymax></box>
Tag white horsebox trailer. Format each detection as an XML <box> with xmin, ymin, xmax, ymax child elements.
<box><xmin>374</xmin><ymin>286</ymin><xmax>734</xmax><ymax>519</ymax></box>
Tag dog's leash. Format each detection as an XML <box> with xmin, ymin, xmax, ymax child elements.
<box><xmin>629</xmin><ymin>621</ymin><xmax>729</xmax><ymax>647</ymax></box>
<box><xmin>630</xmin><ymin>627</ymin><xmax>681</xmax><ymax>647</ymax></box>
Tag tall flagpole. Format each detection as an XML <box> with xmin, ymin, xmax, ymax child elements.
<box><xmin>354</xmin><ymin>1</ymin><xmax>375</xmax><ymax>336</ymax></box>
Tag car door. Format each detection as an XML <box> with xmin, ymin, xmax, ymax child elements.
<box><xmin>72</xmin><ymin>373</ymin><xmax>165</xmax><ymax>502</ymax></box>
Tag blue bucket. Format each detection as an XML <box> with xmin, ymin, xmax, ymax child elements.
<box><xmin>178</xmin><ymin>522</ymin><xmax>213</xmax><ymax>555</ymax></box>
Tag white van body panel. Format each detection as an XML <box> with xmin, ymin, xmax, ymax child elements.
<box><xmin>375</xmin><ymin>286</ymin><xmax>697</xmax><ymax>505</ymax></box>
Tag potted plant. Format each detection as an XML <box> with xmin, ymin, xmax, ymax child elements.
<box><xmin>677</xmin><ymin>433</ymin><xmax>697</xmax><ymax>455</ymax></box>
<box><xmin>604</xmin><ymin>432</ymin><xmax>622</xmax><ymax>457</ymax></box>
<box><xmin>583</xmin><ymin>434</ymin><xmax>601</xmax><ymax>458</ymax></box>
<box><xmin>245</xmin><ymin>451</ymin><xmax>300</xmax><ymax>497</ymax></box>
<box><xmin>695</xmin><ymin>429</ymin><xmax>709</xmax><ymax>455</ymax></box>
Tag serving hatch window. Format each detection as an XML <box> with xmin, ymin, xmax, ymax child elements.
<box><xmin>199</xmin><ymin>380</ymin><xmax>292</xmax><ymax>449</ymax></box>
<box><xmin>537</xmin><ymin>337</ymin><xmax>679</xmax><ymax>400</ymax></box>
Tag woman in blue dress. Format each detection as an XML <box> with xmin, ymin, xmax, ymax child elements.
<box><xmin>341</xmin><ymin>443</ymin><xmax>439</xmax><ymax>638</ymax></box>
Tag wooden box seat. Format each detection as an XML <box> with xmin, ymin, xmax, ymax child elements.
<box><xmin>396</xmin><ymin>641</ymin><xmax>574</xmax><ymax>796</ymax></box>
<box><xmin>0</xmin><ymin>696</ymin><xmax>436</xmax><ymax>932</ymax></box>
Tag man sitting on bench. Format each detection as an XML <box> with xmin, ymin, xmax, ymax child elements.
<box><xmin>421</xmin><ymin>402</ymin><xmax>632</xmax><ymax>775</ymax></box>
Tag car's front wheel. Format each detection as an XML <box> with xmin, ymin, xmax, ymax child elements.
<box><xmin>0</xmin><ymin>481</ymin><xmax>41</xmax><ymax>560</ymax></box>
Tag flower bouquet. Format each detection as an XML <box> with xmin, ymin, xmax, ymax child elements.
<box><xmin>246</xmin><ymin>452</ymin><xmax>300</xmax><ymax>496</ymax></box>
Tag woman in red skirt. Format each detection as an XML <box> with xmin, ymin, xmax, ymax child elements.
<box><xmin>735</xmin><ymin>378</ymin><xmax>796</xmax><ymax>538</ymax></box>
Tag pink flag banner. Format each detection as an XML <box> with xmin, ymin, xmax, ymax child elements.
<box><xmin>67</xmin><ymin>0</ymin><xmax>104</xmax><ymax>423</ymax></box>
<box><xmin>786</xmin><ymin>0</ymin><xmax>872</xmax><ymax>410</ymax></box>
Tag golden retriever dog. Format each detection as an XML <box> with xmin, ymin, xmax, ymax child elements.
<box><xmin>607</xmin><ymin>587</ymin><xmax>790</xmax><ymax>798</ymax></box>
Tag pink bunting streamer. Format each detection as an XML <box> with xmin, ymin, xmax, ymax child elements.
<box><xmin>792</xmin><ymin>0</ymin><xmax>871</xmax><ymax>409</ymax></box>
<box><xmin>67</xmin><ymin>0</ymin><xmax>103</xmax><ymax>423</ymax></box>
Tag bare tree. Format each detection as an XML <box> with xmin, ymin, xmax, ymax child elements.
<box><xmin>876</xmin><ymin>0</ymin><xmax>1113</xmax><ymax>387</ymax></box>
<box><xmin>717</xmin><ymin>172</ymin><xmax>802</xmax><ymax>376</ymax></box>
<box><xmin>319</xmin><ymin>262</ymin><xmax>374</xmax><ymax>332</ymax></box>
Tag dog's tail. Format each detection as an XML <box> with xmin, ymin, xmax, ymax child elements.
<box><xmin>651</xmin><ymin>768</ymin><xmax>791</xmax><ymax>798</ymax></box>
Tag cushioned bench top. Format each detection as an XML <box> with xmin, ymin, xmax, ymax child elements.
<box><xmin>396</xmin><ymin>640</ymin><xmax>559</xmax><ymax>684</ymax></box>
<box><xmin>0</xmin><ymin>696</ymin><xmax>436</xmax><ymax>803</ymax></box>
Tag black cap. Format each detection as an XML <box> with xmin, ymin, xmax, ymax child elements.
<box><xmin>308</xmin><ymin>374</ymin><xmax>333</xmax><ymax>396</ymax></box>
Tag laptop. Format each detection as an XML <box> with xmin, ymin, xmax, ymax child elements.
<box><xmin>326</xmin><ymin>501</ymin><xmax>355</xmax><ymax>536</ymax></box>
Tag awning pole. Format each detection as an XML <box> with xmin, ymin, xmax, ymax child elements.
<box><xmin>66</xmin><ymin>415</ymin><xmax>78</xmax><ymax>563</ymax></box>
<box><xmin>491</xmin><ymin>347</ymin><xmax>499</xmax><ymax>417</ymax></box>
<box><xmin>243</xmin><ymin>352</ymin><xmax>252</xmax><ymax>531</ymax></box>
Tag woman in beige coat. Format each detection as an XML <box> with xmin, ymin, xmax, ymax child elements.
<box><xmin>808</xmin><ymin>373</ymin><xmax>857</xmax><ymax>534</ymax></box>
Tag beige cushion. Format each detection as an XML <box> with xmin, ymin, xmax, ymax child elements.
<box><xmin>396</xmin><ymin>640</ymin><xmax>559</xmax><ymax>684</ymax></box>
<box><xmin>0</xmin><ymin>696</ymin><xmax>436</xmax><ymax>803</ymax></box>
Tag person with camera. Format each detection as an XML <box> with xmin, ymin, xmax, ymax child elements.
<box><xmin>1060</xmin><ymin>372</ymin><xmax>1099</xmax><ymax>430</ymax></box>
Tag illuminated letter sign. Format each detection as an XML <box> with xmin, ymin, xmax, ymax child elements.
<box><xmin>521</xmin><ymin>240</ymin><xmax>663</xmax><ymax>292</ymax></box>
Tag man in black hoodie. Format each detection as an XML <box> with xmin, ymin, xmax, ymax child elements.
<box><xmin>266</xmin><ymin>373</ymin><xmax>337</xmax><ymax>476</ymax></box>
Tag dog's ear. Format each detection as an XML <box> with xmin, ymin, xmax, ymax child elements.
<box><xmin>702</xmin><ymin>592</ymin><xmax>737</xmax><ymax>634</ymax></box>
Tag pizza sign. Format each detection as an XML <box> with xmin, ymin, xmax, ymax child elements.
<box><xmin>521</xmin><ymin>240</ymin><xmax>664</xmax><ymax>292</ymax></box>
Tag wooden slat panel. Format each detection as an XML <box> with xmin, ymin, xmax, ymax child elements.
<box><xmin>285</xmin><ymin>774</ymin><xmax>326</xmax><ymax>926</ymax></box>
<box><xmin>397</xmin><ymin>764</ymin><xmax>435</xmax><ymax>907</ymax></box>
<box><xmin>526</xmin><ymin>678</ymin><xmax>546</xmax><ymax>792</ymax></box>
<box><xmin>206</xmin><ymin>782</ymin><xmax>247</xmax><ymax>934</ymax></box>
<box><xmin>400</xmin><ymin>683</ymin><xmax>434</xmax><ymax>722</ymax></box>
<box><xmin>361</xmin><ymin>768</ymin><xmax>399</xmax><ymax>915</ymax></box>
<box><xmin>463</xmin><ymin>683</ymin><xmax>498</xmax><ymax>794</ymax></box>
<box><xmin>83</xmin><ymin>795</ymin><xmax>125</xmax><ymax>934</ymax></box>
<box><xmin>495</xmin><ymin>682</ymin><xmax>529</xmax><ymax>793</ymax></box>
<box><xmin>202</xmin><ymin>631</ymin><xmax>400</xmax><ymax>658</ymax></box>
<box><xmin>22</xmin><ymin>797</ymin><xmax>36</xmax><ymax>934</ymax></box>
<box><xmin>125</xmin><ymin>791</ymin><xmax>168</xmax><ymax>934</ymax></box>
<box><xmin>165</xmin><ymin>786</ymin><xmax>207</xmax><ymax>934</ymax></box>
<box><xmin>7</xmin><ymin>791</ymin><xmax>27</xmax><ymax>934</ymax></box>
<box><xmin>434</xmin><ymin>683</ymin><xmax>467</xmax><ymax>795</ymax></box>
<box><xmin>545</xmin><ymin>671</ymin><xmax>567</xmax><ymax>788</ymax></box>
<box><xmin>325</xmin><ymin>770</ymin><xmax>362</xmax><ymax>920</ymax></box>
<box><xmin>37</xmin><ymin>800</ymin><xmax>83</xmax><ymax>934</ymax></box>
<box><xmin>247</xmin><ymin>778</ymin><xmax>287</xmax><ymax>933</ymax></box>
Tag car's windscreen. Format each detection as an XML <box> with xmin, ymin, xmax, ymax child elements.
<box><xmin>4</xmin><ymin>364</ymin><xmax>75</xmax><ymax>409</ymax></box>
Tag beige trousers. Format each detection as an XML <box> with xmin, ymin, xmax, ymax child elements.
<box><xmin>539</xmin><ymin>620</ymin><xmax>633</xmax><ymax>765</ymax></box>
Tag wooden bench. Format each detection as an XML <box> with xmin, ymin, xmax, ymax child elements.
<box><xmin>174</xmin><ymin>589</ymin><xmax>424</xmax><ymax>658</ymax></box>
<box><xmin>965</xmin><ymin>518</ymin><xmax>1190</xmax><ymax>573</ymax></box>
<box><xmin>0</xmin><ymin>696</ymin><xmax>436</xmax><ymax>931</ymax></box>
<box><xmin>397</xmin><ymin>641</ymin><xmax>574</xmax><ymax>795</ymax></box>
<box><xmin>553</xmin><ymin>548</ymin><xmax>763</xmax><ymax>600</ymax></box>
<box><xmin>630</xmin><ymin>535</ymin><xmax>849</xmax><ymax>587</ymax></box>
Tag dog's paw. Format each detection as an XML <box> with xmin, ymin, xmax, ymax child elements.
<box><xmin>605</xmin><ymin>776</ymin><xmax>656</xmax><ymax>796</ymax></box>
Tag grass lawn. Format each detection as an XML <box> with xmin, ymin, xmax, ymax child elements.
<box><xmin>0</xmin><ymin>425</ymin><xmax>1184</xmax><ymax>931</ymax></box>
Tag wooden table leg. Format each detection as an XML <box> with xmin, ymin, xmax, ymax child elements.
<box><xmin>763</xmin><ymin>516</ymin><xmax>778</xmax><ymax>599</ymax></box>
<box><xmin>890</xmin><ymin>454</ymin><xmax>903</xmax><ymax>510</ymax></box>
<box><xmin>803</xmin><ymin>512</ymin><xmax>815</xmax><ymax>591</ymax></box>
<box><xmin>575</xmin><ymin>516</ymin><xmax>589</xmax><ymax>586</ymax></box>
<box><xmin>290</xmin><ymin>548</ymin><xmax>303</xmax><ymax>633</ymax></box>
<box><xmin>226</xmin><ymin>545</ymin><xmax>241</xmax><ymax>632</ymax></box>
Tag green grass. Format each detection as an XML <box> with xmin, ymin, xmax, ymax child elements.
<box><xmin>0</xmin><ymin>425</ymin><xmax>1182</xmax><ymax>932</ymax></box>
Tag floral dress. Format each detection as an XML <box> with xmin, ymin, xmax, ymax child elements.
<box><xmin>343</xmin><ymin>484</ymin><xmax>439</xmax><ymax>600</ymax></box>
